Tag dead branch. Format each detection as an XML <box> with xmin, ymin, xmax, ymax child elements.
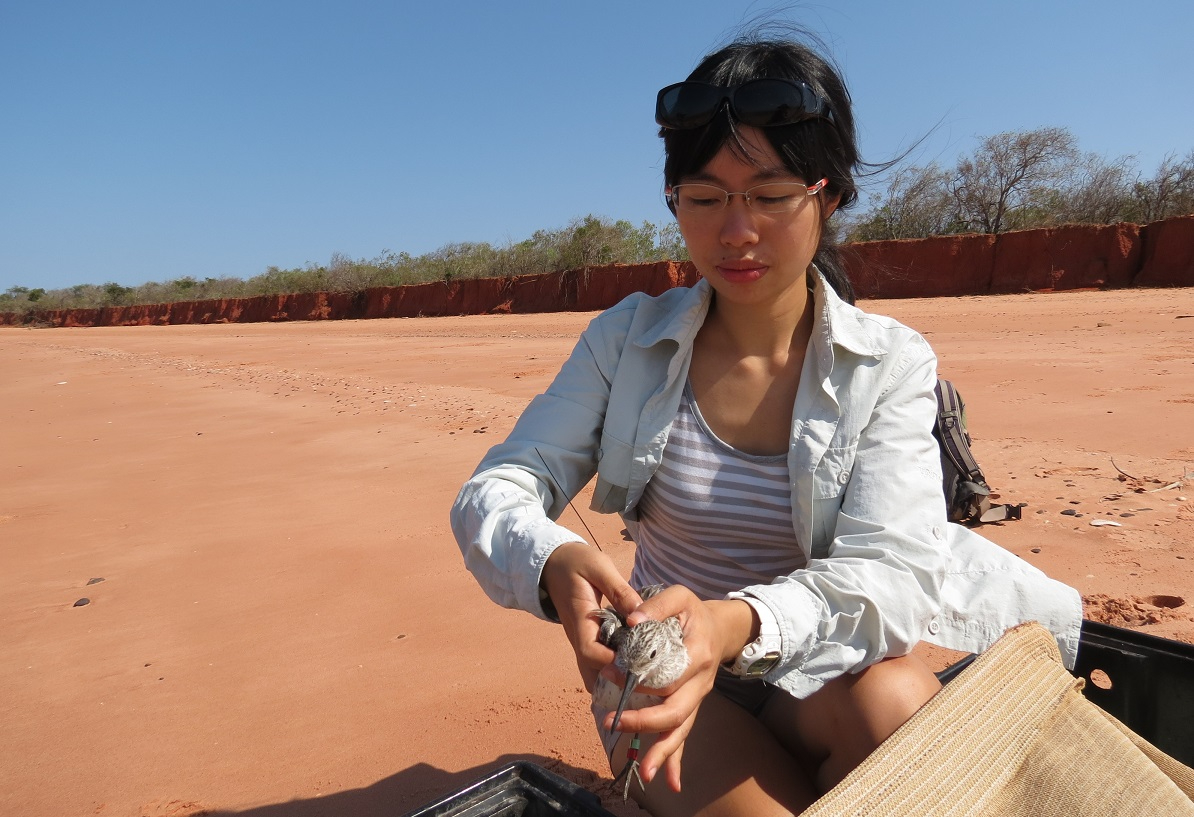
<box><xmin>1110</xmin><ymin>456</ymin><xmax>1138</xmax><ymax>480</ymax></box>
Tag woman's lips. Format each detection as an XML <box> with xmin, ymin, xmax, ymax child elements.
<box><xmin>716</xmin><ymin>262</ymin><xmax>767</xmax><ymax>283</ymax></box>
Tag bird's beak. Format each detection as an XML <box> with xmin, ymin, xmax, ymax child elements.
<box><xmin>610</xmin><ymin>672</ymin><xmax>639</xmax><ymax>734</ymax></box>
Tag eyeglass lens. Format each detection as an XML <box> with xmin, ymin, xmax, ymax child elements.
<box><xmin>671</xmin><ymin>182</ymin><xmax>818</xmax><ymax>214</ymax></box>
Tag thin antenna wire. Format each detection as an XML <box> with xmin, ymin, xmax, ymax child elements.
<box><xmin>533</xmin><ymin>447</ymin><xmax>603</xmax><ymax>552</ymax></box>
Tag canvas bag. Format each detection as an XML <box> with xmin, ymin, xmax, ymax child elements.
<box><xmin>803</xmin><ymin>622</ymin><xmax>1194</xmax><ymax>815</ymax></box>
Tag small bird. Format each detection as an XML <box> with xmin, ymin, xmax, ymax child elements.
<box><xmin>590</xmin><ymin>584</ymin><xmax>690</xmax><ymax>798</ymax></box>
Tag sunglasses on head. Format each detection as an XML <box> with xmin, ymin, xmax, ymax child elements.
<box><xmin>655</xmin><ymin>78</ymin><xmax>835</xmax><ymax>131</ymax></box>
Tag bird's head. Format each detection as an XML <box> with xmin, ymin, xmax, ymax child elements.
<box><xmin>609</xmin><ymin>617</ymin><xmax>689</xmax><ymax>734</ymax></box>
<box><xmin>615</xmin><ymin>618</ymin><xmax>689</xmax><ymax>684</ymax></box>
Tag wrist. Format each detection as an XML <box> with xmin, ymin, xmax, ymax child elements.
<box><xmin>538</xmin><ymin>542</ymin><xmax>588</xmax><ymax>621</ymax></box>
<box><xmin>540</xmin><ymin>541</ymin><xmax>587</xmax><ymax>590</ymax></box>
<box><xmin>707</xmin><ymin>598</ymin><xmax>759</xmax><ymax>664</ymax></box>
<box><xmin>723</xmin><ymin>593</ymin><xmax>783</xmax><ymax>678</ymax></box>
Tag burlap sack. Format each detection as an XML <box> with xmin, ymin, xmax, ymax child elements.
<box><xmin>804</xmin><ymin>622</ymin><xmax>1194</xmax><ymax>816</ymax></box>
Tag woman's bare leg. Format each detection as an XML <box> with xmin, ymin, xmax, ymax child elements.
<box><xmin>760</xmin><ymin>653</ymin><xmax>942</xmax><ymax>793</ymax></box>
<box><xmin>606</xmin><ymin>690</ymin><xmax>818</xmax><ymax>817</ymax></box>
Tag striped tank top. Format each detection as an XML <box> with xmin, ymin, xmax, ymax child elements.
<box><xmin>629</xmin><ymin>381</ymin><xmax>806</xmax><ymax>600</ymax></box>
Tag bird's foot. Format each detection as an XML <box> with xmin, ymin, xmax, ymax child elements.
<box><xmin>611</xmin><ymin>734</ymin><xmax>645</xmax><ymax>801</ymax></box>
<box><xmin>612</xmin><ymin>757</ymin><xmax>644</xmax><ymax>801</ymax></box>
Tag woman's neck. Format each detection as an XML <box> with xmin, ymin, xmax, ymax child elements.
<box><xmin>702</xmin><ymin>280</ymin><xmax>815</xmax><ymax>361</ymax></box>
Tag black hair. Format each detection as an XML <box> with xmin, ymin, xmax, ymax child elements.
<box><xmin>661</xmin><ymin>33</ymin><xmax>860</xmax><ymax>303</ymax></box>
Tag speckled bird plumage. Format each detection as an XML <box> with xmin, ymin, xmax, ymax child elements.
<box><xmin>590</xmin><ymin>584</ymin><xmax>690</xmax><ymax>798</ymax></box>
<box><xmin>593</xmin><ymin>609</ymin><xmax>689</xmax><ymax>694</ymax></box>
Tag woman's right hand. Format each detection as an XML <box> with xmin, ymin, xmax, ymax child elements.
<box><xmin>540</xmin><ymin>542</ymin><xmax>643</xmax><ymax>692</ymax></box>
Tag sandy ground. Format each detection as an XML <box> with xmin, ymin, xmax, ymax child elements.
<box><xmin>2</xmin><ymin>286</ymin><xmax>1193</xmax><ymax>817</ymax></box>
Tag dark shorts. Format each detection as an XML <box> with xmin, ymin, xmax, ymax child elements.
<box><xmin>712</xmin><ymin>667</ymin><xmax>779</xmax><ymax>717</ymax></box>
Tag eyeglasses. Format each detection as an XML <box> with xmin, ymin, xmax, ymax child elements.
<box><xmin>656</xmin><ymin>78</ymin><xmax>835</xmax><ymax>130</ymax></box>
<box><xmin>667</xmin><ymin>179</ymin><xmax>829</xmax><ymax>214</ymax></box>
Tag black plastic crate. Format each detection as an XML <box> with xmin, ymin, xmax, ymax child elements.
<box><xmin>937</xmin><ymin>619</ymin><xmax>1194</xmax><ymax>767</ymax></box>
<box><xmin>400</xmin><ymin>761</ymin><xmax>617</xmax><ymax>817</ymax></box>
<box><xmin>1073</xmin><ymin>619</ymin><xmax>1194</xmax><ymax>767</ymax></box>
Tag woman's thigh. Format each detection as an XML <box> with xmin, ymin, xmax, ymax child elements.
<box><xmin>760</xmin><ymin>653</ymin><xmax>942</xmax><ymax>793</ymax></box>
<box><xmin>604</xmin><ymin>690</ymin><xmax>818</xmax><ymax>817</ymax></box>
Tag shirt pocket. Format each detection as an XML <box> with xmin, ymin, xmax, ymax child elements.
<box><xmin>811</xmin><ymin>442</ymin><xmax>858</xmax><ymax>554</ymax></box>
<box><xmin>591</xmin><ymin>431</ymin><xmax>633</xmax><ymax>514</ymax></box>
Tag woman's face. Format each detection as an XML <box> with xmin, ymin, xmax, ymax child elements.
<box><xmin>673</xmin><ymin>126</ymin><xmax>835</xmax><ymax>313</ymax></box>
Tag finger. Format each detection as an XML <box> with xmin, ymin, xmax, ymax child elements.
<box><xmin>578</xmin><ymin>639</ymin><xmax>616</xmax><ymax>669</ymax></box>
<box><xmin>664</xmin><ymin>741</ymin><xmax>684</xmax><ymax>792</ymax></box>
<box><xmin>640</xmin><ymin>715</ymin><xmax>694</xmax><ymax>788</ymax></box>
<box><xmin>626</xmin><ymin>584</ymin><xmax>692</xmax><ymax>626</ymax></box>
<box><xmin>549</xmin><ymin>545</ymin><xmax>640</xmax><ymax>617</ymax></box>
<box><xmin>575</xmin><ymin>637</ymin><xmax>617</xmax><ymax>694</ymax></box>
<box><xmin>602</xmin><ymin>677</ymin><xmax>705</xmax><ymax>733</ymax></box>
<box><xmin>598</xmin><ymin>663</ymin><xmax>627</xmax><ymax>685</ymax></box>
<box><xmin>589</xmin><ymin>570</ymin><xmax>641</xmax><ymax>617</ymax></box>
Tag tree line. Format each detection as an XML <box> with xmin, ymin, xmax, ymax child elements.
<box><xmin>842</xmin><ymin>127</ymin><xmax>1194</xmax><ymax>242</ymax></box>
<box><xmin>1</xmin><ymin>216</ymin><xmax>688</xmax><ymax>315</ymax></box>
<box><xmin>3</xmin><ymin>127</ymin><xmax>1191</xmax><ymax>316</ymax></box>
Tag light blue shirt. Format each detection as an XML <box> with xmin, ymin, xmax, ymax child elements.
<box><xmin>451</xmin><ymin>272</ymin><xmax>1082</xmax><ymax>698</ymax></box>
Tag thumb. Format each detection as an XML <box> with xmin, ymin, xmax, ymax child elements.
<box><xmin>627</xmin><ymin>584</ymin><xmax>687</xmax><ymax>627</ymax></box>
<box><xmin>584</xmin><ymin>561</ymin><xmax>641</xmax><ymax>617</ymax></box>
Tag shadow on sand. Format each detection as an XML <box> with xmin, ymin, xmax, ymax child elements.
<box><xmin>203</xmin><ymin>754</ymin><xmax>638</xmax><ymax>817</ymax></box>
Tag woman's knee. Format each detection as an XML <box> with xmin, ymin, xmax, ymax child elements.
<box><xmin>844</xmin><ymin>654</ymin><xmax>941</xmax><ymax>744</ymax></box>
<box><xmin>765</xmin><ymin>654</ymin><xmax>941</xmax><ymax>792</ymax></box>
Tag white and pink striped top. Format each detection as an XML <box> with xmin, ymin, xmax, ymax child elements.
<box><xmin>630</xmin><ymin>382</ymin><xmax>806</xmax><ymax>600</ymax></box>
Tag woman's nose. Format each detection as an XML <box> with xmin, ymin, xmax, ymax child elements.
<box><xmin>719</xmin><ymin>198</ymin><xmax>761</xmax><ymax>247</ymax></box>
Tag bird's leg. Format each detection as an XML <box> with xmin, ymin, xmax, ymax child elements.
<box><xmin>606</xmin><ymin>669</ymin><xmax>647</xmax><ymax>799</ymax></box>
<box><xmin>611</xmin><ymin>734</ymin><xmax>644</xmax><ymax>801</ymax></box>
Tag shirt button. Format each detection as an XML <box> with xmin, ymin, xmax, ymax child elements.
<box><xmin>837</xmin><ymin>470</ymin><xmax>851</xmax><ymax>485</ymax></box>
<box><xmin>932</xmin><ymin>525</ymin><xmax>943</xmax><ymax>540</ymax></box>
<box><xmin>927</xmin><ymin>619</ymin><xmax>941</xmax><ymax>635</ymax></box>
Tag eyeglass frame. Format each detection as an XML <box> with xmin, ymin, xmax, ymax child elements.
<box><xmin>666</xmin><ymin>178</ymin><xmax>830</xmax><ymax>215</ymax></box>
<box><xmin>655</xmin><ymin>78</ymin><xmax>836</xmax><ymax>130</ymax></box>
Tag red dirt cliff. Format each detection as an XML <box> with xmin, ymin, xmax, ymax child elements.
<box><xmin>4</xmin><ymin>217</ymin><xmax>1191</xmax><ymax>328</ymax></box>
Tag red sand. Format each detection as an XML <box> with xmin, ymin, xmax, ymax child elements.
<box><xmin>2</xmin><ymin>286</ymin><xmax>1192</xmax><ymax>816</ymax></box>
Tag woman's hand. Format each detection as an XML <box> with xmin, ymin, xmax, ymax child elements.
<box><xmin>540</xmin><ymin>542</ymin><xmax>643</xmax><ymax>692</ymax></box>
<box><xmin>600</xmin><ymin>586</ymin><xmax>757</xmax><ymax>792</ymax></box>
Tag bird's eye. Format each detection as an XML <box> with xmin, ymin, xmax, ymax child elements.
<box><xmin>650</xmin><ymin>649</ymin><xmax>657</xmax><ymax>659</ymax></box>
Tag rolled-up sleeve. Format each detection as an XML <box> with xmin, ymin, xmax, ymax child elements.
<box><xmin>450</xmin><ymin>323</ymin><xmax>615</xmax><ymax>620</ymax></box>
<box><xmin>744</xmin><ymin>334</ymin><xmax>951</xmax><ymax>698</ymax></box>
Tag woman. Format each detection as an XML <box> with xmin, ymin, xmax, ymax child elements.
<box><xmin>452</xmin><ymin>34</ymin><xmax>1081</xmax><ymax>815</ymax></box>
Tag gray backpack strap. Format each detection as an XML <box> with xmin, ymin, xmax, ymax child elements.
<box><xmin>933</xmin><ymin>379</ymin><xmax>1024</xmax><ymax>525</ymax></box>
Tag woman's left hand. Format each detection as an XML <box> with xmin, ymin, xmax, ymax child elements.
<box><xmin>599</xmin><ymin>585</ymin><xmax>756</xmax><ymax>792</ymax></box>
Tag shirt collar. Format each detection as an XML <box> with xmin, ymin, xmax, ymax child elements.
<box><xmin>632</xmin><ymin>267</ymin><xmax>888</xmax><ymax>361</ymax></box>
<box><xmin>633</xmin><ymin>278</ymin><xmax>713</xmax><ymax>349</ymax></box>
<box><xmin>812</xmin><ymin>268</ymin><xmax>888</xmax><ymax>360</ymax></box>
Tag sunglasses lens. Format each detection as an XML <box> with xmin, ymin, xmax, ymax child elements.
<box><xmin>733</xmin><ymin>79</ymin><xmax>813</xmax><ymax>127</ymax></box>
<box><xmin>656</xmin><ymin>79</ymin><xmax>832</xmax><ymax>130</ymax></box>
<box><xmin>656</xmin><ymin>82</ymin><xmax>725</xmax><ymax>129</ymax></box>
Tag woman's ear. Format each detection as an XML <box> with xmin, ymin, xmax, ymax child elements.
<box><xmin>822</xmin><ymin>193</ymin><xmax>842</xmax><ymax>220</ymax></box>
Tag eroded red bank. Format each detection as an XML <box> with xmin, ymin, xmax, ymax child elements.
<box><xmin>5</xmin><ymin>216</ymin><xmax>1192</xmax><ymax>328</ymax></box>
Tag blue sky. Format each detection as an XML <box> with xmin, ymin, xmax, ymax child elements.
<box><xmin>2</xmin><ymin>1</ymin><xmax>1191</xmax><ymax>293</ymax></box>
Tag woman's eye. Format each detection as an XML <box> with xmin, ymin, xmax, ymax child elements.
<box><xmin>751</xmin><ymin>184</ymin><xmax>804</xmax><ymax>209</ymax></box>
